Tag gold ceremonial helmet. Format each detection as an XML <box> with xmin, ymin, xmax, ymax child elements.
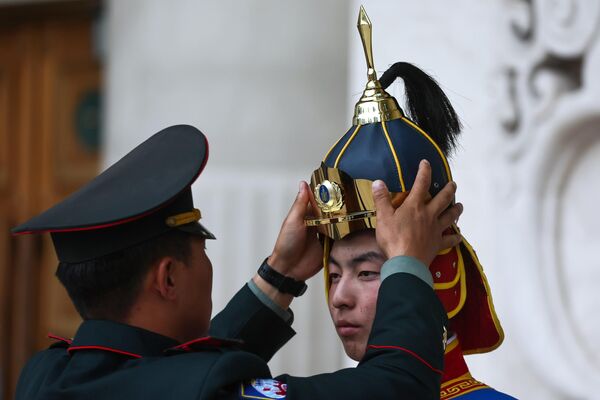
<box><xmin>305</xmin><ymin>6</ymin><xmax>451</xmax><ymax>239</ymax></box>
<box><xmin>306</xmin><ymin>6</ymin><xmax>504</xmax><ymax>355</ymax></box>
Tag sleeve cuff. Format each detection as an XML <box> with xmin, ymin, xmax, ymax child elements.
<box><xmin>381</xmin><ymin>256</ymin><xmax>434</xmax><ymax>288</ymax></box>
<box><xmin>247</xmin><ymin>279</ymin><xmax>294</xmax><ymax>325</ymax></box>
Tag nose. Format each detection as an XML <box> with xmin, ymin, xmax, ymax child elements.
<box><xmin>330</xmin><ymin>275</ymin><xmax>357</xmax><ymax>310</ymax></box>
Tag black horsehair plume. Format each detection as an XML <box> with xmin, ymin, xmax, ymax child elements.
<box><xmin>379</xmin><ymin>62</ymin><xmax>462</xmax><ymax>157</ymax></box>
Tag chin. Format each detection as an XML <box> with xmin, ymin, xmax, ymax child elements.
<box><xmin>342</xmin><ymin>340</ymin><xmax>366</xmax><ymax>362</ymax></box>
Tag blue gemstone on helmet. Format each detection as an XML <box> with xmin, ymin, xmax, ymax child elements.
<box><xmin>319</xmin><ymin>185</ymin><xmax>330</xmax><ymax>203</ymax></box>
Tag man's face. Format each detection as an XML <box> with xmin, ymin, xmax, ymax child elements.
<box><xmin>178</xmin><ymin>237</ymin><xmax>213</xmax><ymax>339</ymax></box>
<box><xmin>328</xmin><ymin>230</ymin><xmax>384</xmax><ymax>361</ymax></box>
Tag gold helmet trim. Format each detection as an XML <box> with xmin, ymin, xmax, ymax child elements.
<box><xmin>305</xmin><ymin>165</ymin><xmax>407</xmax><ymax>240</ymax></box>
<box><xmin>353</xmin><ymin>6</ymin><xmax>403</xmax><ymax>125</ymax></box>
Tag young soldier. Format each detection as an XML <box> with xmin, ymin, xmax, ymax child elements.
<box><xmin>13</xmin><ymin>123</ymin><xmax>460</xmax><ymax>399</ymax></box>
<box><xmin>306</xmin><ymin>7</ymin><xmax>515</xmax><ymax>399</ymax></box>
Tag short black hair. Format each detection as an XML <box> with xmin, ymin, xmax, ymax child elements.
<box><xmin>56</xmin><ymin>230</ymin><xmax>192</xmax><ymax>321</ymax></box>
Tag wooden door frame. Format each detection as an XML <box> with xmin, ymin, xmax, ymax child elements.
<box><xmin>0</xmin><ymin>1</ymin><xmax>103</xmax><ymax>398</ymax></box>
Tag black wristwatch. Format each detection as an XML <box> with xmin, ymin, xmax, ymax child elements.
<box><xmin>257</xmin><ymin>258</ymin><xmax>307</xmax><ymax>297</ymax></box>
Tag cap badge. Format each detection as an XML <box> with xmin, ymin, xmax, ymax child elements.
<box><xmin>165</xmin><ymin>208</ymin><xmax>201</xmax><ymax>227</ymax></box>
<box><xmin>314</xmin><ymin>180</ymin><xmax>344</xmax><ymax>213</ymax></box>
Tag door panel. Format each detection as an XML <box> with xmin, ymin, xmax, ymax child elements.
<box><xmin>0</xmin><ymin>3</ymin><xmax>101</xmax><ymax>397</ymax></box>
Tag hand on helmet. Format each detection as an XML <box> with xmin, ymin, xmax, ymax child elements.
<box><xmin>372</xmin><ymin>160</ymin><xmax>463</xmax><ymax>267</ymax></box>
<box><xmin>268</xmin><ymin>181</ymin><xmax>323</xmax><ymax>281</ymax></box>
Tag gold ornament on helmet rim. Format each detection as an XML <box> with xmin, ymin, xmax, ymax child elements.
<box><xmin>314</xmin><ymin>180</ymin><xmax>344</xmax><ymax>213</ymax></box>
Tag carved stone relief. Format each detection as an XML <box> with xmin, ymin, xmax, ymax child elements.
<box><xmin>496</xmin><ymin>0</ymin><xmax>600</xmax><ymax>396</ymax></box>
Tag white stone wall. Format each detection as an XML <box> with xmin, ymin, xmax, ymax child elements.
<box><xmin>104</xmin><ymin>0</ymin><xmax>351</xmax><ymax>377</ymax></box>
<box><xmin>105</xmin><ymin>0</ymin><xmax>600</xmax><ymax>397</ymax></box>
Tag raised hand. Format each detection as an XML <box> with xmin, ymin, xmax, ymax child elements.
<box><xmin>268</xmin><ymin>181</ymin><xmax>323</xmax><ymax>281</ymax></box>
<box><xmin>372</xmin><ymin>160</ymin><xmax>463</xmax><ymax>267</ymax></box>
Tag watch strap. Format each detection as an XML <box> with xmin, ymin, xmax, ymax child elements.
<box><xmin>258</xmin><ymin>258</ymin><xmax>307</xmax><ymax>297</ymax></box>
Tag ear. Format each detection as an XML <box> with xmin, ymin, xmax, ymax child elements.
<box><xmin>152</xmin><ymin>256</ymin><xmax>180</xmax><ymax>301</ymax></box>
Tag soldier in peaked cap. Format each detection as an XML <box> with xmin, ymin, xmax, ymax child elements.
<box><xmin>13</xmin><ymin>120</ymin><xmax>463</xmax><ymax>399</ymax></box>
<box><xmin>307</xmin><ymin>7</ymin><xmax>515</xmax><ymax>400</ymax></box>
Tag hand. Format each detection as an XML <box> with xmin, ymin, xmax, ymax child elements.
<box><xmin>372</xmin><ymin>160</ymin><xmax>463</xmax><ymax>267</ymax></box>
<box><xmin>268</xmin><ymin>181</ymin><xmax>324</xmax><ymax>281</ymax></box>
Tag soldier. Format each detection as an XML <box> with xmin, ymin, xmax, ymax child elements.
<box><xmin>306</xmin><ymin>7</ymin><xmax>516</xmax><ymax>400</ymax></box>
<box><xmin>13</xmin><ymin>122</ymin><xmax>461</xmax><ymax>399</ymax></box>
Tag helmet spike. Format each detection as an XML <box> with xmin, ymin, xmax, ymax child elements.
<box><xmin>353</xmin><ymin>6</ymin><xmax>403</xmax><ymax>125</ymax></box>
<box><xmin>357</xmin><ymin>5</ymin><xmax>376</xmax><ymax>82</ymax></box>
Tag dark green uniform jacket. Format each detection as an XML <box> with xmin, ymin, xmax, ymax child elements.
<box><xmin>16</xmin><ymin>273</ymin><xmax>447</xmax><ymax>399</ymax></box>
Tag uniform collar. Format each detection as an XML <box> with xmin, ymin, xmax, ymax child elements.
<box><xmin>69</xmin><ymin>320</ymin><xmax>180</xmax><ymax>358</ymax></box>
<box><xmin>441</xmin><ymin>334</ymin><xmax>470</xmax><ymax>383</ymax></box>
<box><xmin>440</xmin><ymin>335</ymin><xmax>493</xmax><ymax>399</ymax></box>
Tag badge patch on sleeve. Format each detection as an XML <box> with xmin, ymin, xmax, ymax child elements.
<box><xmin>240</xmin><ymin>379</ymin><xmax>287</xmax><ymax>399</ymax></box>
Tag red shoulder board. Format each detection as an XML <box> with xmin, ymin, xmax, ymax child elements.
<box><xmin>165</xmin><ymin>336</ymin><xmax>243</xmax><ymax>355</ymax></box>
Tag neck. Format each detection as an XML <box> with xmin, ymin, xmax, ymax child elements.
<box><xmin>124</xmin><ymin>301</ymin><xmax>188</xmax><ymax>343</ymax></box>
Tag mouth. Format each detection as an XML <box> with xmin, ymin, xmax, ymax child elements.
<box><xmin>335</xmin><ymin>321</ymin><xmax>361</xmax><ymax>337</ymax></box>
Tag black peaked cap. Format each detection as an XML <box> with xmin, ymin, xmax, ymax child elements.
<box><xmin>12</xmin><ymin>124</ymin><xmax>215</xmax><ymax>263</ymax></box>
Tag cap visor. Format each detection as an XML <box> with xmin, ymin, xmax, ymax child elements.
<box><xmin>177</xmin><ymin>222</ymin><xmax>216</xmax><ymax>240</ymax></box>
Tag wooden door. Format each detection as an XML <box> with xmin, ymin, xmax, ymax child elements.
<box><xmin>0</xmin><ymin>1</ymin><xmax>102</xmax><ymax>397</ymax></box>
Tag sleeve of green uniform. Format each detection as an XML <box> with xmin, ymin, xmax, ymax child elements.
<box><xmin>381</xmin><ymin>255</ymin><xmax>434</xmax><ymax>287</ymax></box>
<box><xmin>278</xmin><ymin>273</ymin><xmax>448</xmax><ymax>400</ymax></box>
<box><xmin>247</xmin><ymin>278</ymin><xmax>294</xmax><ymax>324</ymax></box>
<box><xmin>210</xmin><ymin>283</ymin><xmax>296</xmax><ymax>362</ymax></box>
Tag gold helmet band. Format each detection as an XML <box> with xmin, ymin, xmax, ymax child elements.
<box><xmin>305</xmin><ymin>165</ymin><xmax>407</xmax><ymax>240</ymax></box>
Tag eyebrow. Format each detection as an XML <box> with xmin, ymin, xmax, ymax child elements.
<box><xmin>329</xmin><ymin>251</ymin><xmax>386</xmax><ymax>269</ymax></box>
